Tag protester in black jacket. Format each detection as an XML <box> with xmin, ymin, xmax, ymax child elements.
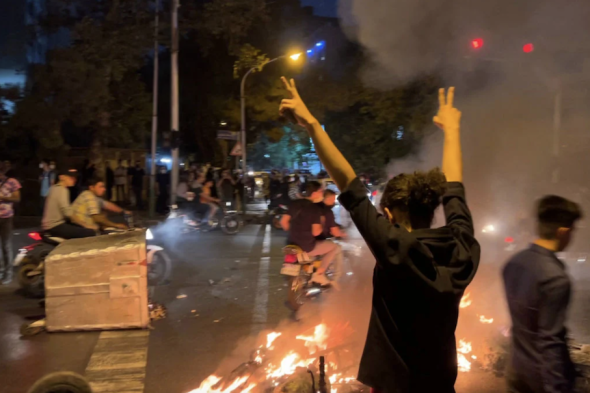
<box><xmin>279</xmin><ymin>78</ymin><xmax>479</xmax><ymax>393</ymax></box>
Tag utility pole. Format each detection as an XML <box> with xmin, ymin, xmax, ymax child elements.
<box><xmin>170</xmin><ymin>0</ymin><xmax>180</xmax><ymax>203</ymax></box>
<box><xmin>552</xmin><ymin>82</ymin><xmax>562</xmax><ymax>185</ymax></box>
<box><xmin>149</xmin><ymin>0</ymin><xmax>160</xmax><ymax>218</ymax></box>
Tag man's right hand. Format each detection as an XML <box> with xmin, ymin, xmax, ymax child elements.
<box><xmin>433</xmin><ymin>87</ymin><xmax>462</xmax><ymax>132</ymax></box>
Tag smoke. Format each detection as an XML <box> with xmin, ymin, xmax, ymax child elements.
<box><xmin>340</xmin><ymin>0</ymin><xmax>590</xmax><ymax>242</ymax></box>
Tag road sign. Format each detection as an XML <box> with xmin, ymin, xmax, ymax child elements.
<box><xmin>217</xmin><ymin>130</ymin><xmax>239</xmax><ymax>141</ymax></box>
<box><xmin>230</xmin><ymin>142</ymin><xmax>242</xmax><ymax>156</ymax></box>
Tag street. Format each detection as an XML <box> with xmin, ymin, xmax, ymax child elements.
<box><xmin>1</xmin><ymin>219</ymin><xmax>590</xmax><ymax>393</ymax></box>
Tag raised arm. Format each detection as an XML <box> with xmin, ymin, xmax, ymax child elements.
<box><xmin>434</xmin><ymin>87</ymin><xmax>463</xmax><ymax>183</ymax></box>
<box><xmin>279</xmin><ymin>77</ymin><xmax>356</xmax><ymax>192</ymax></box>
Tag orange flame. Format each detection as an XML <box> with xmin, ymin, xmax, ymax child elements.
<box><xmin>188</xmin><ymin>376</ymin><xmax>255</xmax><ymax>393</ymax></box>
<box><xmin>460</xmin><ymin>292</ymin><xmax>472</xmax><ymax>308</ymax></box>
<box><xmin>265</xmin><ymin>352</ymin><xmax>316</xmax><ymax>380</ymax></box>
<box><xmin>479</xmin><ymin>315</ymin><xmax>494</xmax><ymax>324</ymax></box>
<box><xmin>295</xmin><ymin>323</ymin><xmax>329</xmax><ymax>354</ymax></box>
<box><xmin>457</xmin><ymin>339</ymin><xmax>472</xmax><ymax>373</ymax></box>
<box><xmin>266</xmin><ymin>332</ymin><xmax>282</xmax><ymax>349</ymax></box>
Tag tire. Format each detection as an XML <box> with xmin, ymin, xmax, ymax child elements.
<box><xmin>221</xmin><ymin>215</ymin><xmax>240</xmax><ymax>235</ymax></box>
<box><xmin>287</xmin><ymin>276</ymin><xmax>305</xmax><ymax>311</ymax></box>
<box><xmin>18</xmin><ymin>262</ymin><xmax>45</xmax><ymax>298</ymax></box>
<box><xmin>148</xmin><ymin>250</ymin><xmax>172</xmax><ymax>286</ymax></box>
<box><xmin>27</xmin><ymin>371</ymin><xmax>92</xmax><ymax>393</ymax></box>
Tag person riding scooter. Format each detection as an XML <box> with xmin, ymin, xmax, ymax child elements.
<box><xmin>42</xmin><ymin>169</ymin><xmax>96</xmax><ymax>239</ymax></box>
<box><xmin>71</xmin><ymin>177</ymin><xmax>129</xmax><ymax>232</ymax></box>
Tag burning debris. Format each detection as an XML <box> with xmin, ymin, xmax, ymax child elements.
<box><xmin>189</xmin><ymin>324</ymin><xmax>362</xmax><ymax>393</ymax></box>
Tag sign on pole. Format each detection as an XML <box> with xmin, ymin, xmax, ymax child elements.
<box><xmin>217</xmin><ymin>130</ymin><xmax>239</xmax><ymax>141</ymax></box>
<box><xmin>230</xmin><ymin>142</ymin><xmax>242</xmax><ymax>156</ymax></box>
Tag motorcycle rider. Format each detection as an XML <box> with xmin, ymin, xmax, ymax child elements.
<box><xmin>71</xmin><ymin>177</ymin><xmax>129</xmax><ymax>232</ymax></box>
<box><xmin>316</xmin><ymin>189</ymin><xmax>345</xmax><ymax>289</ymax></box>
<box><xmin>280</xmin><ymin>180</ymin><xmax>340</xmax><ymax>286</ymax></box>
<box><xmin>317</xmin><ymin>189</ymin><xmax>346</xmax><ymax>239</ymax></box>
<box><xmin>42</xmin><ymin>169</ymin><xmax>97</xmax><ymax>239</ymax></box>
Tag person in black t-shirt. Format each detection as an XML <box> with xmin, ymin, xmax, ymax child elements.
<box><xmin>316</xmin><ymin>189</ymin><xmax>345</xmax><ymax>240</ymax></box>
<box><xmin>156</xmin><ymin>166</ymin><xmax>170</xmax><ymax>214</ymax></box>
<box><xmin>280</xmin><ymin>181</ymin><xmax>340</xmax><ymax>286</ymax></box>
<box><xmin>279</xmin><ymin>78</ymin><xmax>479</xmax><ymax>393</ymax></box>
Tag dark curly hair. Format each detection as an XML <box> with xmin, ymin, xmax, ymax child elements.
<box><xmin>379</xmin><ymin>168</ymin><xmax>447</xmax><ymax>229</ymax></box>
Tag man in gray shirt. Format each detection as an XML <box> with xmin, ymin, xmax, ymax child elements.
<box><xmin>42</xmin><ymin>169</ymin><xmax>96</xmax><ymax>239</ymax></box>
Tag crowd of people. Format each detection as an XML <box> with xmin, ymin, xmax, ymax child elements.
<box><xmin>278</xmin><ymin>77</ymin><xmax>584</xmax><ymax>393</ymax></box>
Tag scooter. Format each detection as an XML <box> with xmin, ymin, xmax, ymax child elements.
<box><xmin>15</xmin><ymin>226</ymin><xmax>172</xmax><ymax>297</ymax></box>
<box><xmin>167</xmin><ymin>202</ymin><xmax>242</xmax><ymax>235</ymax></box>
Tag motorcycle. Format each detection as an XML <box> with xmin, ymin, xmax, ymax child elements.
<box><xmin>280</xmin><ymin>245</ymin><xmax>333</xmax><ymax>314</ymax></box>
<box><xmin>15</xmin><ymin>226</ymin><xmax>172</xmax><ymax>298</ymax></box>
<box><xmin>167</xmin><ymin>202</ymin><xmax>241</xmax><ymax>235</ymax></box>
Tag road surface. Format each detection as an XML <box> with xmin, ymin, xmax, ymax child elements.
<box><xmin>1</xmin><ymin>218</ymin><xmax>590</xmax><ymax>393</ymax></box>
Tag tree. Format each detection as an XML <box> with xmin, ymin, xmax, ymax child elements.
<box><xmin>10</xmin><ymin>0</ymin><xmax>154</xmax><ymax>172</ymax></box>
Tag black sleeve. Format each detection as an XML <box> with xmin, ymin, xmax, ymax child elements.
<box><xmin>339</xmin><ymin>177</ymin><xmax>407</xmax><ymax>264</ymax></box>
<box><xmin>443</xmin><ymin>182</ymin><xmax>474</xmax><ymax>236</ymax></box>
<box><xmin>539</xmin><ymin>275</ymin><xmax>574</xmax><ymax>392</ymax></box>
<box><xmin>310</xmin><ymin>203</ymin><xmax>322</xmax><ymax>225</ymax></box>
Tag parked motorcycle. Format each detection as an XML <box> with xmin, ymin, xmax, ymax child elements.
<box><xmin>15</xmin><ymin>227</ymin><xmax>171</xmax><ymax>297</ymax></box>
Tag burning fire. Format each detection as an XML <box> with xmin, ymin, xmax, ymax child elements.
<box><xmin>266</xmin><ymin>332</ymin><xmax>281</xmax><ymax>349</ymax></box>
<box><xmin>479</xmin><ymin>315</ymin><xmax>494</xmax><ymax>324</ymax></box>
<box><xmin>460</xmin><ymin>292</ymin><xmax>472</xmax><ymax>308</ymax></box>
<box><xmin>457</xmin><ymin>339</ymin><xmax>473</xmax><ymax>372</ymax></box>
<box><xmin>189</xmin><ymin>376</ymin><xmax>256</xmax><ymax>393</ymax></box>
<box><xmin>191</xmin><ymin>325</ymin><xmax>356</xmax><ymax>393</ymax></box>
<box><xmin>296</xmin><ymin>323</ymin><xmax>329</xmax><ymax>354</ymax></box>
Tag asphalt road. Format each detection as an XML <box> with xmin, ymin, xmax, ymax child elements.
<box><xmin>1</xmin><ymin>217</ymin><xmax>590</xmax><ymax>393</ymax></box>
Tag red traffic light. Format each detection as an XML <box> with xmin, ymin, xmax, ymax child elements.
<box><xmin>471</xmin><ymin>38</ymin><xmax>484</xmax><ymax>50</ymax></box>
<box><xmin>523</xmin><ymin>43</ymin><xmax>534</xmax><ymax>53</ymax></box>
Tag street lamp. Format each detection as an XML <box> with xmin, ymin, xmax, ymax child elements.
<box><xmin>240</xmin><ymin>53</ymin><xmax>302</xmax><ymax>174</ymax></box>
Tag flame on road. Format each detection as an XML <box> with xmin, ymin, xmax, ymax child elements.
<box><xmin>295</xmin><ymin>323</ymin><xmax>329</xmax><ymax>354</ymax></box>
<box><xmin>265</xmin><ymin>352</ymin><xmax>316</xmax><ymax>379</ymax></box>
<box><xmin>479</xmin><ymin>315</ymin><xmax>494</xmax><ymax>324</ymax></box>
<box><xmin>189</xmin><ymin>376</ymin><xmax>256</xmax><ymax>393</ymax></box>
<box><xmin>460</xmin><ymin>292</ymin><xmax>472</xmax><ymax>308</ymax></box>
<box><xmin>457</xmin><ymin>339</ymin><xmax>473</xmax><ymax>372</ymax></box>
<box><xmin>266</xmin><ymin>332</ymin><xmax>282</xmax><ymax>349</ymax></box>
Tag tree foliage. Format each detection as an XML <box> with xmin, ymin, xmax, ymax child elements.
<box><xmin>8</xmin><ymin>0</ymin><xmax>154</xmax><ymax>161</ymax></box>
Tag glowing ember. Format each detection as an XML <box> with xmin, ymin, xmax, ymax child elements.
<box><xmin>265</xmin><ymin>352</ymin><xmax>315</xmax><ymax>379</ymax></box>
<box><xmin>479</xmin><ymin>315</ymin><xmax>494</xmax><ymax>324</ymax></box>
<box><xmin>295</xmin><ymin>323</ymin><xmax>329</xmax><ymax>354</ymax></box>
<box><xmin>189</xmin><ymin>375</ymin><xmax>222</xmax><ymax>393</ymax></box>
<box><xmin>266</xmin><ymin>332</ymin><xmax>282</xmax><ymax>348</ymax></box>
<box><xmin>460</xmin><ymin>292</ymin><xmax>472</xmax><ymax>308</ymax></box>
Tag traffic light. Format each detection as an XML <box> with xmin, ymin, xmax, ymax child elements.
<box><xmin>471</xmin><ymin>38</ymin><xmax>484</xmax><ymax>50</ymax></box>
<box><xmin>523</xmin><ymin>43</ymin><xmax>534</xmax><ymax>53</ymax></box>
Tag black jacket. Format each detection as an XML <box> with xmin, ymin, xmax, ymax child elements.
<box><xmin>503</xmin><ymin>244</ymin><xmax>576</xmax><ymax>393</ymax></box>
<box><xmin>339</xmin><ymin>178</ymin><xmax>480</xmax><ymax>393</ymax></box>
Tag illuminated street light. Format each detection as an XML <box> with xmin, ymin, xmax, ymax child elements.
<box><xmin>290</xmin><ymin>53</ymin><xmax>302</xmax><ymax>61</ymax></box>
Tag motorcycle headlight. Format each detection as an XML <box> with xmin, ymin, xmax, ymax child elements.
<box><xmin>146</xmin><ymin>229</ymin><xmax>154</xmax><ymax>240</ymax></box>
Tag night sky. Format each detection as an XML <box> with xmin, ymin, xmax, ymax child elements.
<box><xmin>301</xmin><ymin>0</ymin><xmax>338</xmax><ymax>17</ymax></box>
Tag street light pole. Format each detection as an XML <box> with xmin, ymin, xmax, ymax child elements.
<box><xmin>149</xmin><ymin>0</ymin><xmax>159</xmax><ymax>218</ymax></box>
<box><xmin>240</xmin><ymin>55</ymin><xmax>288</xmax><ymax>174</ymax></box>
<box><xmin>170</xmin><ymin>0</ymin><xmax>179</xmax><ymax>203</ymax></box>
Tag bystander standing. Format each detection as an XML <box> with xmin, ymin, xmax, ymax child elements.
<box><xmin>115</xmin><ymin>160</ymin><xmax>127</xmax><ymax>204</ymax></box>
<box><xmin>0</xmin><ymin>162</ymin><xmax>21</xmax><ymax>285</ymax></box>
